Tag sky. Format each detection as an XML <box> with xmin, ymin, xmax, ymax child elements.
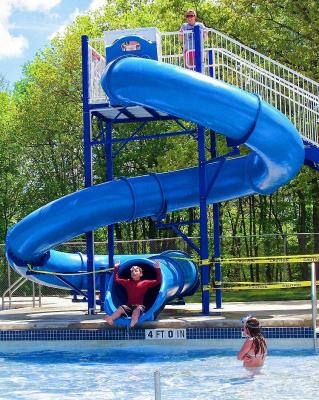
<box><xmin>0</xmin><ymin>0</ymin><xmax>106</xmax><ymax>87</ymax></box>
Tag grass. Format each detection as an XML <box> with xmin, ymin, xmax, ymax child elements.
<box><xmin>188</xmin><ymin>287</ymin><xmax>315</xmax><ymax>303</ymax></box>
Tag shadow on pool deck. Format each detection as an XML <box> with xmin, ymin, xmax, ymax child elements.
<box><xmin>0</xmin><ymin>296</ymin><xmax>317</xmax><ymax>330</ymax></box>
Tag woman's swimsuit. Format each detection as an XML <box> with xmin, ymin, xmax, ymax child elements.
<box><xmin>245</xmin><ymin>338</ymin><xmax>267</xmax><ymax>362</ymax></box>
<box><xmin>245</xmin><ymin>348</ymin><xmax>266</xmax><ymax>359</ymax></box>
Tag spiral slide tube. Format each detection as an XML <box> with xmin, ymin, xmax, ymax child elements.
<box><xmin>5</xmin><ymin>57</ymin><xmax>304</xmax><ymax>323</ymax></box>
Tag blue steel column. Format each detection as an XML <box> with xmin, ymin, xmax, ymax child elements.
<box><xmin>208</xmin><ymin>47</ymin><xmax>223</xmax><ymax>309</ymax></box>
<box><xmin>104</xmin><ymin>122</ymin><xmax>114</xmax><ymax>311</ymax></box>
<box><xmin>194</xmin><ymin>25</ymin><xmax>210</xmax><ymax>315</ymax></box>
<box><xmin>210</xmin><ymin>133</ymin><xmax>222</xmax><ymax>309</ymax></box>
<box><xmin>81</xmin><ymin>35</ymin><xmax>96</xmax><ymax>314</ymax></box>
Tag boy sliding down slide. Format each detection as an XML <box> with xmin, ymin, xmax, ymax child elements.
<box><xmin>104</xmin><ymin>260</ymin><xmax>162</xmax><ymax>328</ymax></box>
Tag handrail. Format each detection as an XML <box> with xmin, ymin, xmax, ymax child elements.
<box><xmin>162</xmin><ymin>29</ymin><xmax>318</xmax><ymax>144</ymax></box>
<box><xmin>89</xmin><ymin>29</ymin><xmax>319</xmax><ymax>90</ymax></box>
<box><xmin>2</xmin><ymin>274</ymin><xmax>42</xmax><ymax>310</ymax></box>
<box><xmin>88</xmin><ymin>28</ymin><xmax>318</xmax><ymax>145</ymax></box>
<box><xmin>162</xmin><ymin>28</ymin><xmax>319</xmax><ymax>90</ymax></box>
<box><xmin>211</xmin><ymin>47</ymin><xmax>319</xmax><ymax>102</ymax></box>
<box><xmin>203</xmin><ymin>28</ymin><xmax>319</xmax><ymax>87</ymax></box>
<box><xmin>2</xmin><ymin>276</ymin><xmax>26</xmax><ymax>309</ymax></box>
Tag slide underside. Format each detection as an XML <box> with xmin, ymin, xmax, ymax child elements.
<box><xmin>5</xmin><ymin>57</ymin><xmax>304</xmax><ymax>322</ymax></box>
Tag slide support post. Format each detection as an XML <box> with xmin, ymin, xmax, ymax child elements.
<box><xmin>198</xmin><ymin>124</ymin><xmax>210</xmax><ymax>315</ymax></box>
<box><xmin>105</xmin><ymin>122</ymin><xmax>115</xmax><ymax>311</ymax></box>
<box><xmin>82</xmin><ymin>35</ymin><xmax>96</xmax><ymax>314</ymax></box>
<box><xmin>194</xmin><ymin>25</ymin><xmax>210</xmax><ymax>315</ymax></box>
<box><xmin>210</xmin><ymin>131</ymin><xmax>222</xmax><ymax>309</ymax></box>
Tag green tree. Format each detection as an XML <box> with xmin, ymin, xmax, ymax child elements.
<box><xmin>0</xmin><ymin>81</ymin><xmax>29</xmax><ymax>238</ymax></box>
<box><xmin>219</xmin><ymin>0</ymin><xmax>319</xmax><ymax>79</ymax></box>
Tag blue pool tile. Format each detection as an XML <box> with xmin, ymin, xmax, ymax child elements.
<box><xmin>0</xmin><ymin>326</ymin><xmax>314</xmax><ymax>341</ymax></box>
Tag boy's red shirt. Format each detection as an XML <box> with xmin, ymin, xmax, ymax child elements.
<box><xmin>114</xmin><ymin>266</ymin><xmax>162</xmax><ymax>305</ymax></box>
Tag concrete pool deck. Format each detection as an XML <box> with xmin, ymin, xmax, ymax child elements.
<box><xmin>0</xmin><ymin>296</ymin><xmax>317</xmax><ymax>330</ymax></box>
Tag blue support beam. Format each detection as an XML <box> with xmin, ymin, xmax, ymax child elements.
<box><xmin>198</xmin><ymin>125</ymin><xmax>210</xmax><ymax>315</ymax></box>
<box><xmin>81</xmin><ymin>35</ymin><xmax>96</xmax><ymax>315</ymax></box>
<box><xmin>195</xmin><ymin>24</ymin><xmax>210</xmax><ymax>315</ymax></box>
<box><xmin>208</xmin><ymin>35</ymin><xmax>222</xmax><ymax>310</ymax></box>
<box><xmin>105</xmin><ymin>122</ymin><xmax>114</xmax><ymax>311</ymax></box>
<box><xmin>210</xmin><ymin>131</ymin><xmax>222</xmax><ymax>309</ymax></box>
<box><xmin>55</xmin><ymin>276</ymin><xmax>89</xmax><ymax>299</ymax></box>
<box><xmin>91</xmin><ymin>109</ymin><xmax>178</xmax><ymax>124</ymax></box>
<box><xmin>156</xmin><ymin>222</ymin><xmax>201</xmax><ymax>254</ymax></box>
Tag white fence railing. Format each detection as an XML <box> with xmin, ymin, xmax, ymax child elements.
<box><xmin>88</xmin><ymin>40</ymin><xmax>107</xmax><ymax>103</ymax></box>
<box><xmin>88</xmin><ymin>29</ymin><xmax>319</xmax><ymax>144</ymax></box>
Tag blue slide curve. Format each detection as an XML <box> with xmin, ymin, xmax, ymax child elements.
<box><xmin>5</xmin><ymin>57</ymin><xmax>304</xmax><ymax>324</ymax></box>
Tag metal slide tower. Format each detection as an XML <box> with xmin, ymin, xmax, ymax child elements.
<box><xmin>82</xmin><ymin>26</ymin><xmax>319</xmax><ymax>315</ymax></box>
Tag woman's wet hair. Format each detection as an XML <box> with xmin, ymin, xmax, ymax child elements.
<box><xmin>245</xmin><ymin>317</ymin><xmax>267</xmax><ymax>357</ymax></box>
<box><xmin>245</xmin><ymin>316</ymin><xmax>260</xmax><ymax>329</ymax></box>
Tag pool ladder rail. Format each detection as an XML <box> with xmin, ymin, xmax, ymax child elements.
<box><xmin>2</xmin><ymin>276</ymin><xmax>42</xmax><ymax>310</ymax></box>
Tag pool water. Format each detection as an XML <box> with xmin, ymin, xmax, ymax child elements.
<box><xmin>0</xmin><ymin>345</ymin><xmax>317</xmax><ymax>400</ymax></box>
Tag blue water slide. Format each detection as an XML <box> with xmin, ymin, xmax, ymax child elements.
<box><xmin>5</xmin><ymin>57</ymin><xmax>304</xmax><ymax>323</ymax></box>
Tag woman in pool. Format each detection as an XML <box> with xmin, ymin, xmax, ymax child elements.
<box><xmin>237</xmin><ymin>316</ymin><xmax>267</xmax><ymax>368</ymax></box>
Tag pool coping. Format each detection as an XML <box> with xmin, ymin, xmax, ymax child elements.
<box><xmin>0</xmin><ymin>298</ymin><xmax>317</xmax><ymax>342</ymax></box>
<box><xmin>0</xmin><ymin>326</ymin><xmax>316</xmax><ymax>343</ymax></box>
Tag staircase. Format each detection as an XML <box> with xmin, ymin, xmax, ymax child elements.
<box><xmin>88</xmin><ymin>28</ymin><xmax>319</xmax><ymax>168</ymax></box>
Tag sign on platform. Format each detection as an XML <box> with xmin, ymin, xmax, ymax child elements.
<box><xmin>145</xmin><ymin>328</ymin><xmax>186</xmax><ymax>340</ymax></box>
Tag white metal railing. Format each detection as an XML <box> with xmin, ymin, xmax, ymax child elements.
<box><xmin>207</xmin><ymin>48</ymin><xmax>318</xmax><ymax>142</ymax></box>
<box><xmin>88</xmin><ymin>39</ymin><xmax>107</xmax><ymax>103</ymax></box>
<box><xmin>2</xmin><ymin>276</ymin><xmax>42</xmax><ymax>310</ymax></box>
<box><xmin>88</xmin><ymin>29</ymin><xmax>319</xmax><ymax>145</ymax></box>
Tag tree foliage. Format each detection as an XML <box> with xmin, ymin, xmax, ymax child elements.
<box><xmin>0</xmin><ymin>0</ymin><xmax>318</xmax><ymax>283</ymax></box>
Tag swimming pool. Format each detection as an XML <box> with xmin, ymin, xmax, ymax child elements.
<box><xmin>0</xmin><ymin>343</ymin><xmax>317</xmax><ymax>400</ymax></box>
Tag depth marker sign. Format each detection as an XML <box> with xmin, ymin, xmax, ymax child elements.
<box><xmin>145</xmin><ymin>329</ymin><xmax>186</xmax><ymax>340</ymax></box>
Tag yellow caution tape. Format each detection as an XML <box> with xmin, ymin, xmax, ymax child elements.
<box><xmin>27</xmin><ymin>265</ymin><xmax>114</xmax><ymax>276</ymax></box>
<box><xmin>30</xmin><ymin>253</ymin><xmax>319</xmax><ymax>277</ymax></box>
<box><xmin>222</xmin><ymin>281</ymin><xmax>315</xmax><ymax>285</ymax></box>
<box><xmin>171</xmin><ymin>256</ymin><xmax>207</xmax><ymax>264</ymax></box>
<box><xmin>222</xmin><ymin>281</ymin><xmax>263</xmax><ymax>285</ymax></box>
<box><xmin>172</xmin><ymin>254</ymin><xmax>319</xmax><ymax>265</ymax></box>
<box><xmin>213</xmin><ymin>281</ymin><xmax>319</xmax><ymax>291</ymax></box>
<box><xmin>215</xmin><ymin>254</ymin><xmax>319</xmax><ymax>264</ymax></box>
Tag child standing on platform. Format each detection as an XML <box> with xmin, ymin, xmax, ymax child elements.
<box><xmin>179</xmin><ymin>9</ymin><xmax>208</xmax><ymax>68</ymax></box>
